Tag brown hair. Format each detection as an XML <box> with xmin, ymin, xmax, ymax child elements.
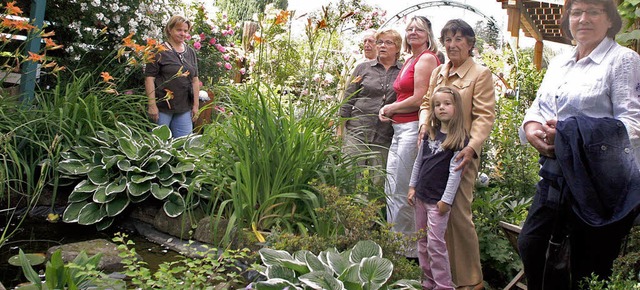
<box><xmin>439</xmin><ymin>19</ymin><xmax>476</xmax><ymax>57</ymax></box>
<box><xmin>403</xmin><ymin>16</ymin><xmax>439</xmax><ymax>54</ymax></box>
<box><xmin>376</xmin><ymin>28</ymin><xmax>403</xmax><ymax>58</ymax></box>
<box><xmin>426</xmin><ymin>86</ymin><xmax>467</xmax><ymax>150</ymax></box>
<box><xmin>164</xmin><ymin>15</ymin><xmax>192</xmax><ymax>39</ymax></box>
<box><xmin>560</xmin><ymin>0</ymin><xmax>622</xmax><ymax>40</ymax></box>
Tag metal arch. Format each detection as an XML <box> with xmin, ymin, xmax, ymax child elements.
<box><xmin>380</xmin><ymin>0</ymin><xmax>497</xmax><ymax>28</ymax></box>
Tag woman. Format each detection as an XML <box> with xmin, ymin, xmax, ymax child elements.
<box><xmin>518</xmin><ymin>0</ymin><xmax>640</xmax><ymax>288</ymax></box>
<box><xmin>379</xmin><ymin>16</ymin><xmax>440</xmax><ymax>258</ymax></box>
<box><xmin>145</xmin><ymin>15</ymin><xmax>200</xmax><ymax>138</ymax></box>
<box><xmin>340</xmin><ymin>29</ymin><xmax>403</xmax><ymax>181</ymax></box>
<box><xmin>419</xmin><ymin>19</ymin><xmax>495</xmax><ymax>289</ymax></box>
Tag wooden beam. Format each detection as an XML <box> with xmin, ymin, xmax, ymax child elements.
<box><xmin>534</xmin><ymin>40</ymin><xmax>543</xmax><ymax>71</ymax></box>
<box><xmin>517</xmin><ymin>2</ymin><xmax>543</xmax><ymax>41</ymax></box>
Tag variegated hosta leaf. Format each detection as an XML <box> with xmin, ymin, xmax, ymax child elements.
<box><xmin>130</xmin><ymin>174</ymin><xmax>156</xmax><ymax>184</ymax></box>
<box><xmin>72</xmin><ymin>146</ymin><xmax>94</xmax><ymax>161</ymax></box>
<box><xmin>102</xmin><ymin>154</ymin><xmax>124</xmax><ymax>170</ymax></box>
<box><xmin>93</xmin><ymin>186</ymin><xmax>115</xmax><ymax>203</ymax></box>
<box><xmin>127</xmin><ymin>180</ymin><xmax>151</xmax><ymax>196</ymax></box>
<box><xmin>324</xmin><ymin>248</ymin><xmax>350</xmax><ymax>276</ymax></box>
<box><xmin>184</xmin><ymin>135</ymin><xmax>208</xmax><ymax>156</ymax></box>
<box><xmin>265</xmin><ymin>264</ymin><xmax>296</xmax><ymax>281</ymax></box>
<box><xmin>151</xmin><ymin>125</ymin><xmax>172</xmax><ymax>141</ymax></box>
<box><xmin>58</xmin><ymin>159</ymin><xmax>92</xmax><ymax>175</ymax></box>
<box><xmin>129</xmin><ymin>191</ymin><xmax>150</xmax><ymax>203</ymax></box>
<box><xmin>88</xmin><ymin>135</ymin><xmax>111</xmax><ymax>147</ymax></box>
<box><xmin>63</xmin><ymin>201</ymin><xmax>90</xmax><ymax>223</ymax></box>
<box><xmin>150</xmin><ymin>183</ymin><xmax>173</xmax><ymax>200</ymax></box>
<box><xmin>298</xmin><ymin>271</ymin><xmax>344</xmax><ymax>290</ymax></box>
<box><xmin>78</xmin><ymin>202</ymin><xmax>106</xmax><ymax>225</ymax></box>
<box><xmin>117</xmin><ymin>137</ymin><xmax>140</xmax><ymax>160</ymax></box>
<box><xmin>106</xmin><ymin>194</ymin><xmax>130</xmax><ymax>217</ymax></box>
<box><xmin>105</xmin><ymin>177</ymin><xmax>126</xmax><ymax>196</ymax></box>
<box><xmin>141</xmin><ymin>160</ymin><xmax>161</xmax><ymax>175</ymax></box>
<box><xmin>115</xmin><ymin>121</ymin><xmax>133</xmax><ymax>138</ymax></box>
<box><xmin>162</xmin><ymin>193</ymin><xmax>185</xmax><ymax>217</ymax></box>
<box><xmin>337</xmin><ymin>264</ymin><xmax>360</xmax><ymax>284</ymax></box>
<box><xmin>95</xmin><ymin>217</ymin><xmax>114</xmax><ymax>231</ymax></box>
<box><xmin>390</xmin><ymin>279</ymin><xmax>423</xmax><ymax>289</ymax></box>
<box><xmin>137</xmin><ymin>144</ymin><xmax>152</xmax><ymax>160</ymax></box>
<box><xmin>259</xmin><ymin>248</ymin><xmax>295</xmax><ymax>267</ymax></box>
<box><xmin>157</xmin><ymin>166</ymin><xmax>173</xmax><ymax>180</ymax></box>
<box><xmin>304</xmin><ymin>251</ymin><xmax>331</xmax><ymax>273</ymax></box>
<box><xmin>252</xmin><ymin>278</ymin><xmax>299</xmax><ymax>290</ymax></box>
<box><xmin>350</xmin><ymin>240</ymin><xmax>382</xmax><ymax>263</ymax></box>
<box><xmin>159</xmin><ymin>174</ymin><xmax>186</xmax><ymax>187</ymax></box>
<box><xmin>72</xmin><ymin>180</ymin><xmax>99</xmax><ymax>193</ymax></box>
<box><xmin>359</xmin><ymin>257</ymin><xmax>393</xmax><ymax>290</ymax></box>
<box><xmin>69</xmin><ymin>191</ymin><xmax>91</xmax><ymax>204</ymax></box>
<box><xmin>170</xmin><ymin>163</ymin><xmax>195</xmax><ymax>174</ymax></box>
<box><xmin>87</xmin><ymin>166</ymin><xmax>109</xmax><ymax>185</ymax></box>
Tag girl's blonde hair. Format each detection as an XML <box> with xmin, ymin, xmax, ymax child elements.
<box><xmin>425</xmin><ymin>86</ymin><xmax>467</xmax><ymax>150</ymax></box>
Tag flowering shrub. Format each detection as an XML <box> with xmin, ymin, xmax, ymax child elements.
<box><xmin>188</xmin><ymin>2</ymin><xmax>243</xmax><ymax>88</ymax></box>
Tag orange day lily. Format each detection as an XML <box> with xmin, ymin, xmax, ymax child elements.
<box><xmin>44</xmin><ymin>38</ymin><xmax>63</xmax><ymax>50</ymax></box>
<box><xmin>5</xmin><ymin>1</ymin><xmax>23</xmax><ymax>16</ymax></box>
<box><xmin>100</xmin><ymin>71</ymin><xmax>114</xmax><ymax>82</ymax></box>
<box><xmin>275</xmin><ymin>10</ymin><xmax>290</xmax><ymax>25</ymax></box>
<box><xmin>27</xmin><ymin>51</ymin><xmax>44</xmax><ymax>62</ymax></box>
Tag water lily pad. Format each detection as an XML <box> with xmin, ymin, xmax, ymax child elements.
<box><xmin>8</xmin><ymin>253</ymin><xmax>45</xmax><ymax>266</ymax></box>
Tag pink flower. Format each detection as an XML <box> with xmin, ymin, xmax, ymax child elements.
<box><xmin>199</xmin><ymin>33</ymin><xmax>205</xmax><ymax>40</ymax></box>
<box><xmin>214</xmin><ymin>105</ymin><xmax>226</xmax><ymax>113</ymax></box>
<box><xmin>186</xmin><ymin>34</ymin><xmax>192</xmax><ymax>40</ymax></box>
<box><xmin>240</xmin><ymin>68</ymin><xmax>246</xmax><ymax>75</ymax></box>
<box><xmin>215</xmin><ymin>44</ymin><xmax>226</xmax><ymax>53</ymax></box>
<box><xmin>228</xmin><ymin>29</ymin><xmax>235</xmax><ymax>36</ymax></box>
<box><xmin>194</xmin><ymin>42</ymin><xmax>202</xmax><ymax>50</ymax></box>
<box><xmin>224</xmin><ymin>62</ymin><xmax>232</xmax><ymax>70</ymax></box>
<box><xmin>124</xmin><ymin>90</ymin><xmax>133</xmax><ymax>95</ymax></box>
<box><xmin>216</xmin><ymin>62</ymin><xmax>222</xmax><ymax>67</ymax></box>
<box><xmin>209</xmin><ymin>37</ymin><xmax>217</xmax><ymax>45</ymax></box>
<box><xmin>223</xmin><ymin>54</ymin><xmax>230</xmax><ymax>61</ymax></box>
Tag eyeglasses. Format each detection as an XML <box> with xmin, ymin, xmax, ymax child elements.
<box><xmin>405</xmin><ymin>27</ymin><xmax>426</xmax><ymax>34</ymax></box>
<box><xmin>375</xmin><ymin>40</ymin><xmax>395</xmax><ymax>46</ymax></box>
<box><xmin>569</xmin><ymin>8</ymin><xmax>605</xmax><ymax>18</ymax></box>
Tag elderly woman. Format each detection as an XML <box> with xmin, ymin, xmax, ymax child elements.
<box><xmin>145</xmin><ymin>15</ymin><xmax>200</xmax><ymax>138</ymax></box>
<box><xmin>379</xmin><ymin>16</ymin><xmax>440</xmax><ymax>259</ymax></box>
<box><xmin>419</xmin><ymin>19</ymin><xmax>495</xmax><ymax>289</ymax></box>
<box><xmin>518</xmin><ymin>0</ymin><xmax>640</xmax><ymax>288</ymax></box>
<box><xmin>340</xmin><ymin>29</ymin><xmax>403</xmax><ymax>182</ymax></box>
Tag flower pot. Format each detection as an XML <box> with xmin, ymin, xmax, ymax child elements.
<box><xmin>194</xmin><ymin>90</ymin><xmax>214</xmax><ymax>133</ymax></box>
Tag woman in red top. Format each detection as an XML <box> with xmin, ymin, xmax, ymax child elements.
<box><xmin>379</xmin><ymin>15</ymin><xmax>440</xmax><ymax>258</ymax></box>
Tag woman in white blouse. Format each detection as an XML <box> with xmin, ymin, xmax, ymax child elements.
<box><xmin>518</xmin><ymin>0</ymin><xmax>640</xmax><ymax>288</ymax></box>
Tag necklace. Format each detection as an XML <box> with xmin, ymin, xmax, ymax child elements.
<box><xmin>165</xmin><ymin>41</ymin><xmax>186</xmax><ymax>64</ymax></box>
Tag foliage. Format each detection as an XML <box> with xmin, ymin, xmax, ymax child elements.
<box><xmin>58</xmin><ymin>123</ymin><xmax>208</xmax><ymax>230</ymax></box>
<box><xmin>269</xmin><ymin>183</ymin><xmax>421</xmax><ymax>283</ymax></box>
<box><xmin>616</xmin><ymin>0</ymin><xmax>640</xmax><ymax>52</ymax></box>
<box><xmin>17</xmin><ymin>248</ymin><xmax>112</xmax><ymax>290</ymax></box>
<box><xmin>112</xmin><ymin>232</ymin><xmax>249</xmax><ymax>289</ymax></box>
<box><xmin>187</xmin><ymin>2</ymin><xmax>243</xmax><ymax>88</ymax></box>
<box><xmin>216</xmin><ymin>0</ymin><xmax>288</xmax><ymax>22</ymax></box>
<box><xmin>251</xmin><ymin>240</ymin><xmax>421</xmax><ymax>290</ymax></box>
<box><xmin>196</xmin><ymin>83</ymin><xmax>343</xmax><ymax>243</ymax></box>
<box><xmin>580</xmin><ymin>226</ymin><xmax>640</xmax><ymax>288</ymax></box>
<box><xmin>474</xmin><ymin>17</ymin><xmax>501</xmax><ymax>52</ymax></box>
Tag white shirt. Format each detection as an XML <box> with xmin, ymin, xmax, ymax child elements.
<box><xmin>520</xmin><ymin>37</ymin><xmax>640</xmax><ymax>162</ymax></box>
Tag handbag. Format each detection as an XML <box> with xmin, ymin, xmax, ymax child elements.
<box><xmin>542</xmin><ymin>176</ymin><xmax>571</xmax><ymax>289</ymax></box>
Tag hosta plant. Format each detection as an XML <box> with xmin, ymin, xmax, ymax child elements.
<box><xmin>252</xmin><ymin>240</ymin><xmax>421</xmax><ymax>290</ymax></box>
<box><xmin>58</xmin><ymin>122</ymin><xmax>208</xmax><ymax>230</ymax></box>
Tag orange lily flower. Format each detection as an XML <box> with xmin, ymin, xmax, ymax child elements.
<box><xmin>5</xmin><ymin>1</ymin><xmax>23</xmax><ymax>16</ymax></box>
<box><xmin>100</xmin><ymin>71</ymin><xmax>114</xmax><ymax>82</ymax></box>
<box><xmin>27</xmin><ymin>51</ymin><xmax>44</xmax><ymax>62</ymax></box>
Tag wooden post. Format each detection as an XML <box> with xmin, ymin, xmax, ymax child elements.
<box><xmin>534</xmin><ymin>40</ymin><xmax>543</xmax><ymax>71</ymax></box>
<box><xmin>20</xmin><ymin>0</ymin><xmax>46</xmax><ymax>105</ymax></box>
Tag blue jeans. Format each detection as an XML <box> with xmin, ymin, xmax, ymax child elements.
<box><xmin>157</xmin><ymin>110</ymin><xmax>193</xmax><ymax>138</ymax></box>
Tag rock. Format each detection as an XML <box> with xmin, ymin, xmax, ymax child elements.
<box><xmin>128</xmin><ymin>204</ymin><xmax>160</xmax><ymax>225</ymax></box>
<box><xmin>152</xmin><ymin>207</ymin><xmax>205</xmax><ymax>239</ymax></box>
<box><xmin>47</xmin><ymin>239</ymin><xmax>125</xmax><ymax>273</ymax></box>
<box><xmin>193</xmin><ymin>217</ymin><xmax>234</xmax><ymax>245</ymax></box>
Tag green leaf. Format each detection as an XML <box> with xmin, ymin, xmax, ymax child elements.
<box><xmin>389</xmin><ymin>279</ymin><xmax>423</xmax><ymax>289</ymax></box>
<box><xmin>252</xmin><ymin>278</ymin><xmax>298</xmax><ymax>290</ymax></box>
<box><xmin>151</xmin><ymin>183</ymin><xmax>173</xmax><ymax>200</ymax></box>
<box><xmin>106</xmin><ymin>194</ymin><xmax>130</xmax><ymax>217</ymax></box>
<box><xmin>105</xmin><ymin>177</ymin><xmax>126</xmax><ymax>195</ymax></box>
<box><xmin>350</xmin><ymin>240</ymin><xmax>382</xmax><ymax>263</ymax></box>
<box><xmin>159</xmin><ymin>174</ymin><xmax>186</xmax><ymax>187</ymax></box>
<box><xmin>170</xmin><ymin>163</ymin><xmax>195</xmax><ymax>174</ymax></box>
<box><xmin>9</xmin><ymin>252</ymin><xmax>46</xmax><ymax>266</ymax></box>
<box><xmin>616</xmin><ymin>30</ymin><xmax>640</xmax><ymax>44</ymax></box>
<box><xmin>44</xmin><ymin>250</ymin><xmax>65</xmax><ymax>289</ymax></box>
<box><xmin>265</xmin><ymin>264</ymin><xmax>296</xmax><ymax>281</ymax></box>
<box><xmin>304</xmin><ymin>251</ymin><xmax>330</xmax><ymax>272</ymax></box>
<box><xmin>325</xmin><ymin>248</ymin><xmax>350</xmax><ymax>276</ymax></box>
<box><xmin>72</xmin><ymin>179</ymin><xmax>100</xmax><ymax>193</ymax></box>
<box><xmin>163</xmin><ymin>193</ymin><xmax>185</xmax><ymax>217</ymax></box>
<box><xmin>102</xmin><ymin>154</ymin><xmax>123</xmax><ymax>170</ymax></box>
<box><xmin>117</xmin><ymin>137</ymin><xmax>140</xmax><ymax>160</ymax></box>
<box><xmin>152</xmin><ymin>125</ymin><xmax>172</xmax><ymax>141</ymax></box>
<box><xmin>115</xmin><ymin>121</ymin><xmax>133</xmax><ymax>138</ymax></box>
<box><xmin>18</xmin><ymin>249</ymin><xmax>42</xmax><ymax>288</ymax></box>
<box><xmin>68</xmin><ymin>188</ymin><xmax>93</xmax><ymax>203</ymax></box>
<box><xmin>72</xmin><ymin>146</ymin><xmax>95</xmax><ymax>160</ymax></box>
<box><xmin>95</xmin><ymin>217</ymin><xmax>114</xmax><ymax>231</ymax></box>
<box><xmin>78</xmin><ymin>202</ymin><xmax>106</xmax><ymax>225</ymax></box>
<box><xmin>184</xmin><ymin>135</ymin><xmax>208</xmax><ymax>156</ymax></box>
<box><xmin>63</xmin><ymin>201</ymin><xmax>90</xmax><ymax>223</ymax></box>
<box><xmin>298</xmin><ymin>271</ymin><xmax>344</xmax><ymax>290</ymax></box>
<box><xmin>129</xmin><ymin>192</ymin><xmax>150</xmax><ymax>203</ymax></box>
<box><xmin>87</xmin><ymin>166</ymin><xmax>109</xmax><ymax>185</ymax></box>
<box><xmin>130</xmin><ymin>174</ymin><xmax>156</xmax><ymax>183</ymax></box>
<box><xmin>338</xmin><ymin>264</ymin><xmax>361</xmax><ymax>284</ymax></box>
<box><xmin>58</xmin><ymin>159</ymin><xmax>92</xmax><ymax>175</ymax></box>
<box><xmin>259</xmin><ymin>248</ymin><xmax>294</xmax><ymax>267</ymax></box>
<box><xmin>141</xmin><ymin>159</ymin><xmax>161</xmax><ymax>174</ymax></box>
<box><xmin>93</xmin><ymin>186</ymin><xmax>115</xmax><ymax>203</ymax></box>
<box><xmin>157</xmin><ymin>166</ymin><xmax>173</xmax><ymax>180</ymax></box>
<box><xmin>127</xmin><ymin>180</ymin><xmax>151</xmax><ymax>196</ymax></box>
<box><xmin>359</xmin><ymin>257</ymin><xmax>393</xmax><ymax>290</ymax></box>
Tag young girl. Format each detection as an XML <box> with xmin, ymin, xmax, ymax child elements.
<box><xmin>408</xmin><ymin>86</ymin><xmax>468</xmax><ymax>290</ymax></box>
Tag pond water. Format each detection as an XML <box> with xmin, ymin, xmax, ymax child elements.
<box><xmin>0</xmin><ymin>215</ymin><xmax>180</xmax><ymax>289</ymax></box>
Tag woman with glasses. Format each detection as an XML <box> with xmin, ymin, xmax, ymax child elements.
<box><xmin>145</xmin><ymin>15</ymin><xmax>200</xmax><ymax>138</ymax></box>
<box><xmin>419</xmin><ymin>19</ymin><xmax>495</xmax><ymax>289</ymax></box>
<box><xmin>378</xmin><ymin>16</ymin><xmax>440</xmax><ymax>260</ymax></box>
<box><xmin>518</xmin><ymin>0</ymin><xmax>640</xmax><ymax>288</ymax></box>
<box><xmin>340</xmin><ymin>29</ymin><xmax>403</xmax><ymax>185</ymax></box>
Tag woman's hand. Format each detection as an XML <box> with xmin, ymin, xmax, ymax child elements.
<box><xmin>148</xmin><ymin>104</ymin><xmax>159</xmax><ymax>122</ymax></box>
<box><xmin>453</xmin><ymin>146</ymin><xmax>475</xmax><ymax>173</ymax></box>
<box><xmin>407</xmin><ymin>187</ymin><xmax>416</xmax><ymax>206</ymax></box>
<box><xmin>379</xmin><ymin>105</ymin><xmax>393</xmax><ymax>122</ymax></box>
<box><xmin>524</xmin><ymin>121</ymin><xmax>555</xmax><ymax>158</ymax></box>
<box><xmin>191</xmin><ymin>104</ymin><xmax>199</xmax><ymax>122</ymax></box>
<box><xmin>437</xmin><ymin>201</ymin><xmax>451</xmax><ymax>215</ymax></box>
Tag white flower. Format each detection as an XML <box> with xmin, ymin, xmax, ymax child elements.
<box><xmin>91</xmin><ymin>0</ymin><xmax>100</xmax><ymax>7</ymax></box>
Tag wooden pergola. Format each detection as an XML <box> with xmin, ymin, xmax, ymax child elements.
<box><xmin>496</xmin><ymin>0</ymin><xmax>569</xmax><ymax>70</ymax></box>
